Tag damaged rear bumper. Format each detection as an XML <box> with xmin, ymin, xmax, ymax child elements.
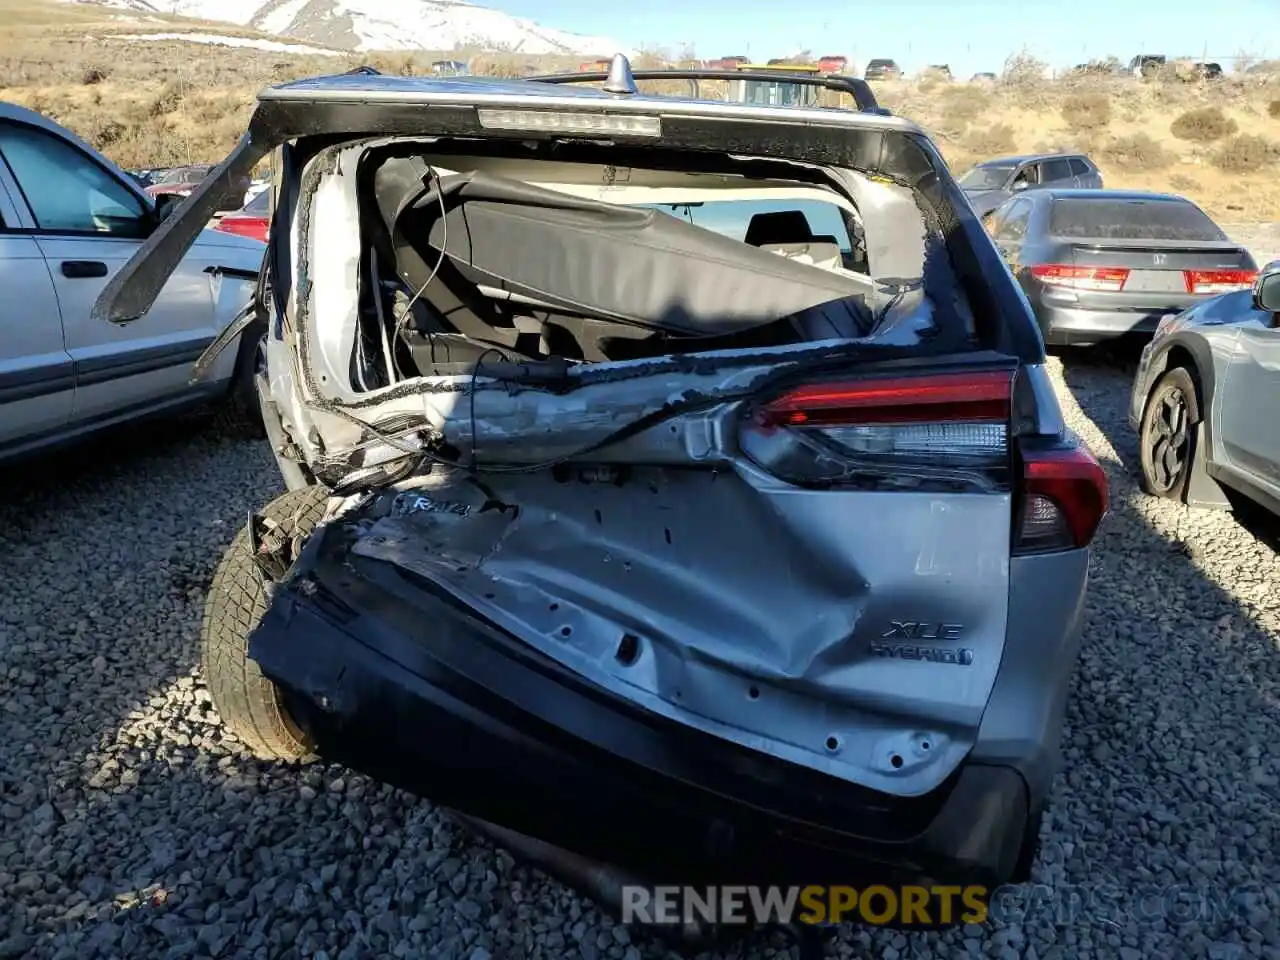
<box><xmin>251</xmin><ymin>531</ymin><xmax>1031</xmax><ymax>889</ymax></box>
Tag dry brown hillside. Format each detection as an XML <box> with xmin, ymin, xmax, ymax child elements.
<box><xmin>877</xmin><ymin>61</ymin><xmax>1280</xmax><ymax>221</ymax></box>
<box><xmin>3</xmin><ymin>0</ymin><xmax>1279</xmax><ymax>220</ymax></box>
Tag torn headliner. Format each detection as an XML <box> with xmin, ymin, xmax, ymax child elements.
<box><xmin>368</xmin><ymin>158</ymin><xmax>877</xmax><ymax>340</ymax></box>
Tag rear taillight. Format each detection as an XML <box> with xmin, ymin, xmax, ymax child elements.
<box><xmin>1015</xmin><ymin>444</ymin><xmax>1108</xmax><ymax>553</ymax></box>
<box><xmin>214</xmin><ymin>216</ymin><xmax>270</xmax><ymax>241</ymax></box>
<box><xmin>1030</xmin><ymin>264</ymin><xmax>1130</xmax><ymax>292</ymax></box>
<box><xmin>1183</xmin><ymin>269</ymin><xmax>1256</xmax><ymax>295</ymax></box>
<box><xmin>739</xmin><ymin>368</ymin><xmax>1108</xmax><ymax>552</ymax></box>
<box><xmin>740</xmin><ymin>369</ymin><xmax>1013</xmax><ymax>493</ymax></box>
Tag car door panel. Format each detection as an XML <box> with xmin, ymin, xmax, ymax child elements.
<box><xmin>0</xmin><ymin>119</ymin><xmax>218</xmax><ymax>425</ymax></box>
<box><xmin>1218</xmin><ymin>314</ymin><xmax>1280</xmax><ymax>493</ymax></box>
<box><xmin>35</xmin><ymin>235</ymin><xmax>217</xmax><ymax>420</ymax></box>
<box><xmin>0</xmin><ymin>184</ymin><xmax>75</xmax><ymax>446</ymax></box>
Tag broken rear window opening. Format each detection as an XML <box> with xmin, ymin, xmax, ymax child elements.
<box><xmin>280</xmin><ymin>135</ymin><xmax>996</xmax><ymax>483</ymax></box>
<box><xmin>302</xmin><ymin>139</ymin><xmax>976</xmax><ymax>379</ymax></box>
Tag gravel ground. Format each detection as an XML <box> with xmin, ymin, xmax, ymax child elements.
<box><xmin>2</xmin><ymin>352</ymin><xmax>1279</xmax><ymax>960</ymax></box>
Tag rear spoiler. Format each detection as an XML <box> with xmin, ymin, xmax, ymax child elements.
<box><xmin>1053</xmin><ymin>238</ymin><xmax>1248</xmax><ymax>254</ymax></box>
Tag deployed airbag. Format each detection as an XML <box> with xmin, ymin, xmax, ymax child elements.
<box><xmin>369</xmin><ymin>157</ymin><xmax>875</xmax><ymax>339</ymax></box>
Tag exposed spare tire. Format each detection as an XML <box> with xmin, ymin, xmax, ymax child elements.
<box><xmin>201</xmin><ymin>485</ymin><xmax>328</xmax><ymax>761</ymax></box>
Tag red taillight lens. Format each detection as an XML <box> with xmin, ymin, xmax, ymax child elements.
<box><xmin>741</xmin><ymin>369</ymin><xmax>1013</xmax><ymax>492</ymax></box>
<box><xmin>756</xmin><ymin>370</ymin><xmax>1013</xmax><ymax>427</ymax></box>
<box><xmin>1015</xmin><ymin>445</ymin><xmax>1108</xmax><ymax>553</ymax></box>
<box><xmin>1030</xmin><ymin>264</ymin><xmax>1130</xmax><ymax>292</ymax></box>
<box><xmin>215</xmin><ymin>216</ymin><xmax>269</xmax><ymax>241</ymax></box>
<box><xmin>1183</xmin><ymin>269</ymin><xmax>1256</xmax><ymax>295</ymax></box>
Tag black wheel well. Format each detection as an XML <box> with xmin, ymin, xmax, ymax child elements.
<box><xmin>1163</xmin><ymin>344</ymin><xmax>1199</xmax><ymax>385</ymax></box>
<box><xmin>1153</xmin><ymin>344</ymin><xmax>1205</xmax><ymax>417</ymax></box>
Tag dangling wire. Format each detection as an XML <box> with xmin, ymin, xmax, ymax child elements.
<box><xmin>392</xmin><ymin>168</ymin><xmax>450</xmax><ymax>380</ymax></box>
<box><xmin>369</xmin><ymin>253</ymin><xmax>398</xmax><ymax>387</ymax></box>
<box><xmin>468</xmin><ymin>347</ymin><xmax>506</xmax><ymax>473</ymax></box>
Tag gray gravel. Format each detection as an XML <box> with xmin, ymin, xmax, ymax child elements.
<box><xmin>2</xmin><ymin>352</ymin><xmax>1279</xmax><ymax>960</ymax></box>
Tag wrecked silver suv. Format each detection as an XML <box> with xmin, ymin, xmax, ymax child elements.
<box><xmin>95</xmin><ymin>56</ymin><xmax>1107</xmax><ymax>918</ymax></box>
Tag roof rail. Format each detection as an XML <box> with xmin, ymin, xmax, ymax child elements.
<box><xmin>527</xmin><ymin>67</ymin><xmax>889</xmax><ymax>114</ymax></box>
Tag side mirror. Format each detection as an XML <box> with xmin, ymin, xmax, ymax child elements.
<box><xmin>153</xmin><ymin>194</ymin><xmax>182</xmax><ymax>221</ymax></box>
<box><xmin>1011</xmin><ymin>179</ymin><xmax>1029</xmax><ymax>192</ymax></box>
<box><xmin>1252</xmin><ymin>263</ymin><xmax>1280</xmax><ymax>316</ymax></box>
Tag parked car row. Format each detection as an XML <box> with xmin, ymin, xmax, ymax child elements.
<box><xmin>958</xmin><ymin>148</ymin><xmax>1280</xmax><ymax>526</ymax></box>
<box><xmin>0</xmin><ymin>101</ymin><xmax>267</xmax><ymax>463</ymax></box>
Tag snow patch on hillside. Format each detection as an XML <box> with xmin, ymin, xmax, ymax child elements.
<box><xmin>113</xmin><ymin>31</ymin><xmax>343</xmax><ymax>55</ymax></box>
<box><xmin>61</xmin><ymin>0</ymin><xmax>627</xmax><ymax>55</ymax></box>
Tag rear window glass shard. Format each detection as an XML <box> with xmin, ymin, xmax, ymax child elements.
<box><xmin>1049</xmin><ymin>198</ymin><xmax>1226</xmax><ymax>241</ymax></box>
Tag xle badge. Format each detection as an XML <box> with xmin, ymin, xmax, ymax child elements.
<box><xmin>870</xmin><ymin>621</ymin><xmax>975</xmax><ymax>666</ymax></box>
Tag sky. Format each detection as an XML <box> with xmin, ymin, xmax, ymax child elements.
<box><xmin>501</xmin><ymin>0</ymin><xmax>1280</xmax><ymax>78</ymax></box>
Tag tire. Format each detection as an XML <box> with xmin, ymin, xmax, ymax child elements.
<box><xmin>201</xmin><ymin>485</ymin><xmax>328</xmax><ymax>761</ymax></box>
<box><xmin>1138</xmin><ymin>365</ymin><xmax>1201</xmax><ymax>501</ymax></box>
<box><xmin>213</xmin><ymin>322</ymin><xmax>267</xmax><ymax>440</ymax></box>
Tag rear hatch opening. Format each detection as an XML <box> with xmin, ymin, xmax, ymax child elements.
<box><xmin>301</xmin><ymin>138</ymin><xmax>965</xmax><ymax>392</ymax></box>
<box><xmin>285</xmin><ymin>136</ymin><xmax>995</xmax><ymax>466</ymax></box>
<box><xmin>262</xmin><ymin>133</ymin><xmax>1105</xmax><ymax>798</ymax></box>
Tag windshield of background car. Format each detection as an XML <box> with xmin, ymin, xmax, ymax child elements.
<box><xmin>634</xmin><ymin>197</ymin><xmax>855</xmax><ymax>254</ymax></box>
<box><xmin>1049</xmin><ymin>197</ymin><xmax>1228</xmax><ymax>241</ymax></box>
<box><xmin>740</xmin><ymin>79</ymin><xmax>818</xmax><ymax>107</ymax></box>
<box><xmin>959</xmin><ymin>165</ymin><xmax>1015</xmax><ymax>190</ymax></box>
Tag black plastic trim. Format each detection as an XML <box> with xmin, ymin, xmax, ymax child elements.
<box><xmin>0</xmin><ymin>360</ymin><xmax>75</xmax><ymax>403</ymax></box>
<box><xmin>248</xmin><ymin>526</ymin><xmax>1029</xmax><ymax>887</ymax></box>
<box><xmin>74</xmin><ymin>338</ymin><xmax>213</xmax><ymax>387</ymax></box>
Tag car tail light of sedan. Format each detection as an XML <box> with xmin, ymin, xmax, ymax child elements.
<box><xmin>1030</xmin><ymin>264</ymin><xmax>1130</xmax><ymax>292</ymax></box>
<box><xmin>1183</xmin><ymin>269</ymin><xmax>1256</xmax><ymax>295</ymax></box>
<box><xmin>214</xmin><ymin>215</ymin><xmax>269</xmax><ymax>243</ymax></box>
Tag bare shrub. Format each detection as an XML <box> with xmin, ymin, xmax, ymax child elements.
<box><xmin>1269</xmin><ymin>100</ymin><xmax>1280</xmax><ymax>119</ymax></box>
<box><xmin>1168</xmin><ymin>173</ymin><xmax>1200</xmax><ymax>192</ymax></box>
<box><xmin>964</xmin><ymin>122</ymin><xmax>1016</xmax><ymax>156</ymax></box>
<box><xmin>147</xmin><ymin>82</ymin><xmax>183</xmax><ymax>119</ymax></box>
<box><xmin>1211</xmin><ymin>134</ymin><xmax>1279</xmax><ymax>173</ymax></box>
<box><xmin>1060</xmin><ymin>93</ymin><xmax>1111</xmax><ymax>131</ymax></box>
<box><xmin>1170</xmin><ymin>106</ymin><xmax>1238</xmax><ymax>142</ymax></box>
<box><xmin>1001</xmin><ymin>51</ymin><xmax>1048</xmax><ymax>88</ymax></box>
<box><xmin>937</xmin><ymin>85</ymin><xmax>989</xmax><ymax>124</ymax></box>
<box><xmin>80</xmin><ymin>63</ymin><xmax>108</xmax><ymax>85</ymax></box>
<box><xmin>1102</xmin><ymin>133</ymin><xmax>1172</xmax><ymax>171</ymax></box>
<box><xmin>85</xmin><ymin>117</ymin><xmax>126</xmax><ymax>149</ymax></box>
